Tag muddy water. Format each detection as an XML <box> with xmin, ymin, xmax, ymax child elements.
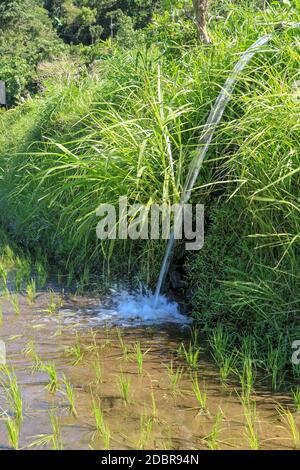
<box><xmin>0</xmin><ymin>289</ymin><xmax>298</xmax><ymax>450</ymax></box>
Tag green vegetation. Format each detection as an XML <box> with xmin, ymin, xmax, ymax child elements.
<box><xmin>0</xmin><ymin>0</ymin><xmax>300</xmax><ymax>392</ymax></box>
<box><xmin>166</xmin><ymin>360</ymin><xmax>184</xmax><ymax>395</ymax></box>
<box><xmin>242</xmin><ymin>399</ymin><xmax>260</xmax><ymax>450</ymax></box>
<box><xmin>204</xmin><ymin>407</ymin><xmax>223</xmax><ymax>450</ymax></box>
<box><xmin>191</xmin><ymin>373</ymin><xmax>208</xmax><ymax>414</ymax></box>
<box><xmin>118</xmin><ymin>369</ymin><xmax>131</xmax><ymax>403</ymax></box>
<box><xmin>91</xmin><ymin>395</ymin><xmax>111</xmax><ymax>449</ymax></box>
<box><xmin>277</xmin><ymin>404</ymin><xmax>300</xmax><ymax>449</ymax></box>
<box><xmin>0</xmin><ymin>366</ymin><xmax>23</xmax><ymax>423</ymax></box>
<box><xmin>30</xmin><ymin>412</ymin><xmax>64</xmax><ymax>450</ymax></box>
<box><xmin>0</xmin><ymin>0</ymin><xmax>66</xmax><ymax>105</ymax></box>
<box><xmin>62</xmin><ymin>374</ymin><xmax>78</xmax><ymax>417</ymax></box>
<box><xmin>5</xmin><ymin>416</ymin><xmax>20</xmax><ymax>450</ymax></box>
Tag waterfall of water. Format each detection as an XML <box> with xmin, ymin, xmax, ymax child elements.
<box><xmin>153</xmin><ymin>23</ymin><xmax>300</xmax><ymax>308</ymax></box>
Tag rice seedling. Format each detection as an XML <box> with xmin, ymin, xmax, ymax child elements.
<box><xmin>117</xmin><ymin>328</ymin><xmax>129</xmax><ymax>361</ymax></box>
<box><xmin>10</xmin><ymin>294</ymin><xmax>20</xmax><ymax>315</ymax></box>
<box><xmin>208</xmin><ymin>325</ymin><xmax>230</xmax><ymax>366</ymax></box>
<box><xmin>14</xmin><ymin>260</ymin><xmax>31</xmax><ymax>291</ymax></box>
<box><xmin>178</xmin><ymin>342</ymin><xmax>200</xmax><ymax>370</ymax></box>
<box><xmin>292</xmin><ymin>388</ymin><xmax>300</xmax><ymax>413</ymax></box>
<box><xmin>0</xmin><ymin>263</ymin><xmax>7</xmax><ymax>285</ymax></box>
<box><xmin>265</xmin><ymin>340</ymin><xmax>286</xmax><ymax>391</ymax></box>
<box><xmin>42</xmin><ymin>290</ymin><xmax>58</xmax><ymax>315</ymax></box>
<box><xmin>35</xmin><ymin>260</ymin><xmax>47</xmax><ymax>288</ymax></box>
<box><xmin>65</xmin><ymin>335</ymin><xmax>84</xmax><ymax>365</ymax></box>
<box><xmin>49</xmin><ymin>412</ymin><xmax>63</xmax><ymax>450</ymax></box>
<box><xmin>0</xmin><ymin>366</ymin><xmax>23</xmax><ymax>423</ymax></box>
<box><xmin>239</xmin><ymin>355</ymin><xmax>256</xmax><ymax>401</ymax></box>
<box><xmin>26</xmin><ymin>279</ymin><xmax>36</xmax><ymax>305</ymax></box>
<box><xmin>277</xmin><ymin>405</ymin><xmax>300</xmax><ymax>449</ymax></box>
<box><xmin>118</xmin><ymin>370</ymin><xmax>131</xmax><ymax>404</ymax></box>
<box><xmin>23</xmin><ymin>340</ymin><xmax>42</xmax><ymax>372</ymax></box>
<box><xmin>219</xmin><ymin>352</ymin><xmax>236</xmax><ymax>385</ymax></box>
<box><xmin>134</xmin><ymin>341</ymin><xmax>149</xmax><ymax>375</ymax></box>
<box><xmin>30</xmin><ymin>412</ymin><xmax>63</xmax><ymax>450</ymax></box>
<box><xmin>91</xmin><ymin>396</ymin><xmax>110</xmax><ymax>450</ymax></box>
<box><xmin>208</xmin><ymin>326</ymin><xmax>237</xmax><ymax>385</ymax></box>
<box><xmin>204</xmin><ymin>407</ymin><xmax>223</xmax><ymax>450</ymax></box>
<box><xmin>5</xmin><ymin>416</ymin><xmax>20</xmax><ymax>450</ymax></box>
<box><xmin>166</xmin><ymin>360</ymin><xmax>184</xmax><ymax>395</ymax></box>
<box><xmin>191</xmin><ymin>373</ymin><xmax>208</xmax><ymax>415</ymax></box>
<box><xmin>42</xmin><ymin>363</ymin><xmax>58</xmax><ymax>394</ymax></box>
<box><xmin>242</xmin><ymin>399</ymin><xmax>260</xmax><ymax>450</ymax></box>
<box><xmin>62</xmin><ymin>374</ymin><xmax>77</xmax><ymax>418</ymax></box>
<box><xmin>92</xmin><ymin>353</ymin><xmax>103</xmax><ymax>384</ymax></box>
<box><xmin>14</xmin><ymin>270</ymin><xmax>24</xmax><ymax>292</ymax></box>
<box><xmin>86</xmin><ymin>329</ymin><xmax>99</xmax><ymax>354</ymax></box>
<box><xmin>137</xmin><ymin>411</ymin><xmax>154</xmax><ymax>450</ymax></box>
<box><xmin>1</xmin><ymin>285</ymin><xmax>10</xmax><ymax>298</ymax></box>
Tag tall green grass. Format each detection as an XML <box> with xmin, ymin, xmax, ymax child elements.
<box><xmin>0</xmin><ymin>3</ymin><xmax>299</xmax><ymax>379</ymax></box>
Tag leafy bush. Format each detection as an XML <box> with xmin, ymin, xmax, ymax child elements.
<box><xmin>0</xmin><ymin>0</ymin><xmax>65</xmax><ymax>104</ymax></box>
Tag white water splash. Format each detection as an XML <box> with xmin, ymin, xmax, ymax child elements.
<box><xmin>55</xmin><ymin>289</ymin><xmax>191</xmax><ymax>328</ymax></box>
<box><xmin>114</xmin><ymin>291</ymin><xmax>191</xmax><ymax>326</ymax></box>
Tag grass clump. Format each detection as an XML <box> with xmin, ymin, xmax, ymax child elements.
<box><xmin>91</xmin><ymin>396</ymin><xmax>110</xmax><ymax>450</ymax></box>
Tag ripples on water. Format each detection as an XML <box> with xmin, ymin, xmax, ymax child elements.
<box><xmin>59</xmin><ymin>289</ymin><xmax>192</xmax><ymax>328</ymax></box>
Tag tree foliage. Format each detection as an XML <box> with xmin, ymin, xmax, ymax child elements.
<box><xmin>0</xmin><ymin>0</ymin><xmax>65</xmax><ymax>104</ymax></box>
<box><xmin>44</xmin><ymin>0</ymin><xmax>165</xmax><ymax>44</ymax></box>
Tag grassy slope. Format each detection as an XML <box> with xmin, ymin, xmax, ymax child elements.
<box><xmin>0</xmin><ymin>2</ymin><xmax>300</xmax><ymax>380</ymax></box>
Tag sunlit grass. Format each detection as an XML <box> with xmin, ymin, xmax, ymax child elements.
<box><xmin>178</xmin><ymin>342</ymin><xmax>200</xmax><ymax>370</ymax></box>
<box><xmin>92</xmin><ymin>353</ymin><xmax>103</xmax><ymax>385</ymax></box>
<box><xmin>62</xmin><ymin>374</ymin><xmax>77</xmax><ymax>418</ymax></box>
<box><xmin>5</xmin><ymin>416</ymin><xmax>20</xmax><ymax>450</ymax></box>
<box><xmin>277</xmin><ymin>404</ymin><xmax>300</xmax><ymax>449</ymax></box>
<box><xmin>118</xmin><ymin>370</ymin><xmax>131</xmax><ymax>404</ymax></box>
<box><xmin>242</xmin><ymin>399</ymin><xmax>260</xmax><ymax>450</ymax></box>
<box><xmin>42</xmin><ymin>363</ymin><xmax>58</xmax><ymax>394</ymax></box>
<box><xmin>10</xmin><ymin>294</ymin><xmax>20</xmax><ymax>316</ymax></box>
<box><xmin>204</xmin><ymin>407</ymin><xmax>223</xmax><ymax>450</ymax></box>
<box><xmin>137</xmin><ymin>410</ymin><xmax>154</xmax><ymax>450</ymax></box>
<box><xmin>166</xmin><ymin>360</ymin><xmax>184</xmax><ymax>395</ymax></box>
<box><xmin>0</xmin><ymin>366</ymin><xmax>23</xmax><ymax>423</ymax></box>
<box><xmin>26</xmin><ymin>279</ymin><xmax>36</xmax><ymax>305</ymax></box>
<box><xmin>292</xmin><ymin>388</ymin><xmax>300</xmax><ymax>413</ymax></box>
<box><xmin>91</xmin><ymin>396</ymin><xmax>110</xmax><ymax>450</ymax></box>
<box><xmin>30</xmin><ymin>411</ymin><xmax>63</xmax><ymax>450</ymax></box>
<box><xmin>191</xmin><ymin>373</ymin><xmax>208</xmax><ymax>415</ymax></box>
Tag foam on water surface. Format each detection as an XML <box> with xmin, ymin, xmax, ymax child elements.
<box><xmin>56</xmin><ymin>290</ymin><xmax>191</xmax><ymax>328</ymax></box>
<box><xmin>114</xmin><ymin>291</ymin><xmax>191</xmax><ymax>325</ymax></box>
